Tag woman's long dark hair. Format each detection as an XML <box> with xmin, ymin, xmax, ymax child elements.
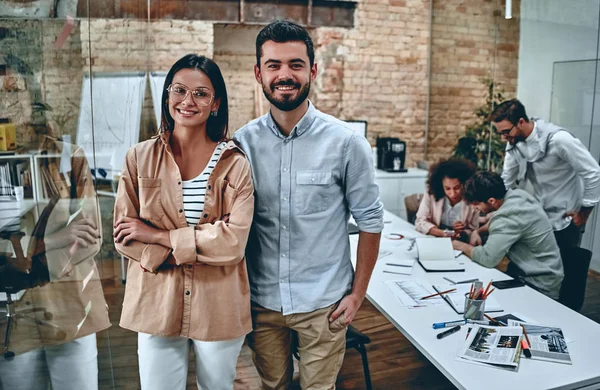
<box><xmin>159</xmin><ymin>54</ymin><xmax>229</xmax><ymax>142</ymax></box>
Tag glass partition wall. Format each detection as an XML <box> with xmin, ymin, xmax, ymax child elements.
<box><xmin>1</xmin><ymin>1</ymin><xmax>600</xmax><ymax>388</ymax></box>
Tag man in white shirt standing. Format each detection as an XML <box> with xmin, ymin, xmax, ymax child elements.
<box><xmin>491</xmin><ymin>98</ymin><xmax>600</xmax><ymax>258</ymax></box>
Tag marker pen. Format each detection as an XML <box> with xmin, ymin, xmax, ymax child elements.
<box><xmin>436</xmin><ymin>325</ymin><xmax>462</xmax><ymax>339</ymax></box>
<box><xmin>432</xmin><ymin>319</ymin><xmax>467</xmax><ymax>329</ymax></box>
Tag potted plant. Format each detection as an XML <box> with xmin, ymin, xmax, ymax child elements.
<box><xmin>453</xmin><ymin>79</ymin><xmax>506</xmax><ymax>172</ymax></box>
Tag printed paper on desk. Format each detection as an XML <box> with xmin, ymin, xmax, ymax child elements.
<box><xmin>507</xmin><ymin>320</ymin><xmax>572</xmax><ymax>364</ymax></box>
<box><xmin>384</xmin><ymin>279</ymin><xmax>445</xmax><ymax>308</ymax></box>
<box><xmin>416</xmin><ymin>237</ymin><xmax>465</xmax><ymax>272</ymax></box>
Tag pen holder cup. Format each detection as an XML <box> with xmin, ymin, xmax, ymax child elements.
<box><xmin>463</xmin><ymin>293</ymin><xmax>486</xmax><ymax>321</ymax></box>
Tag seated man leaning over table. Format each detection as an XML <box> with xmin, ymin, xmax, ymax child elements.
<box><xmin>452</xmin><ymin>171</ymin><xmax>564</xmax><ymax>300</ymax></box>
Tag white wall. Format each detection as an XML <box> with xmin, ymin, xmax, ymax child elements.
<box><xmin>518</xmin><ymin>0</ymin><xmax>600</xmax><ymax>272</ymax></box>
<box><xmin>517</xmin><ymin>0</ymin><xmax>599</xmax><ymax>121</ymax></box>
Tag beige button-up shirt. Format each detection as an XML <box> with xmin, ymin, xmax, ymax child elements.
<box><xmin>114</xmin><ymin>133</ymin><xmax>254</xmax><ymax>341</ymax></box>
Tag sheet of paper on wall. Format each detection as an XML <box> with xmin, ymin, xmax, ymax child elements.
<box><xmin>384</xmin><ymin>279</ymin><xmax>445</xmax><ymax>308</ymax></box>
<box><xmin>416</xmin><ymin>237</ymin><xmax>465</xmax><ymax>272</ymax></box>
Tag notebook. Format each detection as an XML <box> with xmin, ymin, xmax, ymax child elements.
<box><xmin>416</xmin><ymin>237</ymin><xmax>465</xmax><ymax>272</ymax></box>
<box><xmin>433</xmin><ymin>284</ymin><xmax>503</xmax><ymax>314</ymax></box>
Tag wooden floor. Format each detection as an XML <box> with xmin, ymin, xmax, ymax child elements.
<box><xmin>94</xmin><ymin>267</ymin><xmax>600</xmax><ymax>390</ymax></box>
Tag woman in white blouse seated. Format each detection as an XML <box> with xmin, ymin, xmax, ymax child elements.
<box><xmin>415</xmin><ymin>157</ymin><xmax>479</xmax><ymax>243</ymax></box>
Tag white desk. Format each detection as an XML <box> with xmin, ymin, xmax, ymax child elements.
<box><xmin>351</xmin><ymin>211</ymin><xmax>600</xmax><ymax>390</ymax></box>
<box><xmin>0</xmin><ymin>200</ymin><xmax>38</xmax><ymax>232</ymax></box>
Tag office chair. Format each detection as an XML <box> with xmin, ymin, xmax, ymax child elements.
<box><xmin>292</xmin><ymin>325</ymin><xmax>373</xmax><ymax>390</ymax></box>
<box><xmin>404</xmin><ymin>193</ymin><xmax>424</xmax><ymax>225</ymax></box>
<box><xmin>559</xmin><ymin>247</ymin><xmax>592</xmax><ymax>312</ymax></box>
<box><xmin>0</xmin><ymin>232</ymin><xmax>64</xmax><ymax>360</ymax></box>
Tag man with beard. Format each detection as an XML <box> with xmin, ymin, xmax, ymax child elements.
<box><xmin>233</xmin><ymin>20</ymin><xmax>383</xmax><ymax>389</ymax></box>
<box><xmin>492</xmin><ymin>99</ymin><xmax>600</xmax><ymax>274</ymax></box>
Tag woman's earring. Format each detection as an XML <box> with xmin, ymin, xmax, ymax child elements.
<box><xmin>210</xmin><ymin>111</ymin><xmax>218</xmax><ymax>117</ymax></box>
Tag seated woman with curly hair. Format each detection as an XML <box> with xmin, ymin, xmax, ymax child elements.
<box><xmin>415</xmin><ymin>158</ymin><xmax>479</xmax><ymax>243</ymax></box>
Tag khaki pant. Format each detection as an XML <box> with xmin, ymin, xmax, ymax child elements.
<box><xmin>248</xmin><ymin>302</ymin><xmax>347</xmax><ymax>390</ymax></box>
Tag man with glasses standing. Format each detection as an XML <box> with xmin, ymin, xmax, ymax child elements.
<box><xmin>234</xmin><ymin>20</ymin><xmax>383</xmax><ymax>389</ymax></box>
<box><xmin>490</xmin><ymin>98</ymin><xmax>600</xmax><ymax>257</ymax></box>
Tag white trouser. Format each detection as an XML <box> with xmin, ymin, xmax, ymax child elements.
<box><xmin>138</xmin><ymin>332</ymin><xmax>245</xmax><ymax>390</ymax></box>
<box><xmin>0</xmin><ymin>333</ymin><xmax>98</xmax><ymax>390</ymax></box>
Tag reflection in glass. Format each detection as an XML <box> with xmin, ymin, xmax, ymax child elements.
<box><xmin>0</xmin><ymin>95</ymin><xmax>110</xmax><ymax>390</ymax></box>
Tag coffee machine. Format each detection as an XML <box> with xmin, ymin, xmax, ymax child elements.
<box><xmin>376</xmin><ymin>137</ymin><xmax>407</xmax><ymax>172</ymax></box>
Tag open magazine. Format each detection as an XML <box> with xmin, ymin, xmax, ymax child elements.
<box><xmin>457</xmin><ymin>325</ymin><xmax>522</xmax><ymax>371</ymax></box>
<box><xmin>507</xmin><ymin>320</ymin><xmax>572</xmax><ymax>364</ymax></box>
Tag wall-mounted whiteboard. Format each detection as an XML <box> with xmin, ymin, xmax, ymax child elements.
<box><xmin>150</xmin><ymin>72</ymin><xmax>168</xmax><ymax>130</ymax></box>
<box><xmin>76</xmin><ymin>73</ymin><xmax>146</xmax><ymax>179</ymax></box>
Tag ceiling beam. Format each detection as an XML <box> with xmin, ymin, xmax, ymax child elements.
<box><xmin>75</xmin><ymin>0</ymin><xmax>356</xmax><ymax>28</ymax></box>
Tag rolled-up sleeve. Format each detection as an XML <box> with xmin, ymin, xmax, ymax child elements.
<box><xmin>343</xmin><ymin>133</ymin><xmax>384</xmax><ymax>233</ymax></box>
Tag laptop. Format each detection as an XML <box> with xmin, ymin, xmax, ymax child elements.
<box><xmin>416</xmin><ymin>237</ymin><xmax>465</xmax><ymax>272</ymax></box>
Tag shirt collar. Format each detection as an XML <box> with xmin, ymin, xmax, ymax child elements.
<box><xmin>266</xmin><ymin>100</ymin><xmax>317</xmax><ymax>139</ymax></box>
<box><xmin>525</xmin><ymin>120</ymin><xmax>538</xmax><ymax>145</ymax></box>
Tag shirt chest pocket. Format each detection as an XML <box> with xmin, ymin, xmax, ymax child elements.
<box><xmin>220</xmin><ymin>180</ymin><xmax>239</xmax><ymax>219</ymax></box>
<box><xmin>294</xmin><ymin>171</ymin><xmax>334</xmax><ymax>216</ymax></box>
<box><xmin>138</xmin><ymin>177</ymin><xmax>165</xmax><ymax>222</ymax></box>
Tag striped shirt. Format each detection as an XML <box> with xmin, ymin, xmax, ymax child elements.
<box><xmin>182</xmin><ymin>142</ymin><xmax>226</xmax><ymax>226</ymax></box>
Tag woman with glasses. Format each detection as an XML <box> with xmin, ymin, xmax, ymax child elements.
<box><xmin>415</xmin><ymin>157</ymin><xmax>479</xmax><ymax>243</ymax></box>
<box><xmin>112</xmin><ymin>54</ymin><xmax>254</xmax><ymax>390</ymax></box>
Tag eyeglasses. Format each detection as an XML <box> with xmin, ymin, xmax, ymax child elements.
<box><xmin>497</xmin><ymin>124</ymin><xmax>515</xmax><ymax>136</ymax></box>
<box><xmin>167</xmin><ymin>83</ymin><xmax>214</xmax><ymax>106</ymax></box>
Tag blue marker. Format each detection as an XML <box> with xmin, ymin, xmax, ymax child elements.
<box><xmin>432</xmin><ymin>319</ymin><xmax>467</xmax><ymax>329</ymax></box>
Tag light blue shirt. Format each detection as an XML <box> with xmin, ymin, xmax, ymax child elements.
<box><xmin>234</xmin><ymin>102</ymin><xmax>384</xmax><ymax>315</ymax></box>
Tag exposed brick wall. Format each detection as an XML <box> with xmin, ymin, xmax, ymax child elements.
<box><xmin>334</xmin><ymin>0</ymin><xmax>432</xmax><ymax>164</ymax></box>
<box><xmin>427</xmin><ymin>0</ymin><xmax>519</xmax><ymax>163</ymax></box>
<box><xmin>2</xmin><ymin>1</ymin><xmax>519</xmax><ymax>166</ymax></box>
<box><xmin>41</xmin><ymin>20</ymin><xmax>84</xmax><ymax>142</ymax></box>
<box><xmin>213</xmin><ymin>53</ymin><xmax>259</xmax><ymax>134</ymax></box>
<box><xmin>0</xmin><ymin>19</ymin><xmax>82</xmax><ymax>146</ymax></box>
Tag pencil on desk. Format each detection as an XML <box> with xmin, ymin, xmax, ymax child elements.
<box><xmin>484</xmin><ymin>314</ymin><xmax>503</xmax><ymax>326</ymax></box>
<box><xmin>420</xmin><ymin>288</ymin><xmax>456</xmax><ymax>300</ymax></box>
<box><xmin>521</xmin><ymin>324</ymin><xmax>532</xmax><ymax>346</ymax></box>
<box><xmin>483</xmin><ymin>288</ymin><xmax>495</xmax><ymax>299</ymax></box>
<box><xmin>483</xmin><ymin>280</ymin><xmax>493</xmax><ymax>298</ymax></box>
<box><xmin>469</xmin><ymin>284</ymin><xmax>474</xmax><ymax>299</ymax></box>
